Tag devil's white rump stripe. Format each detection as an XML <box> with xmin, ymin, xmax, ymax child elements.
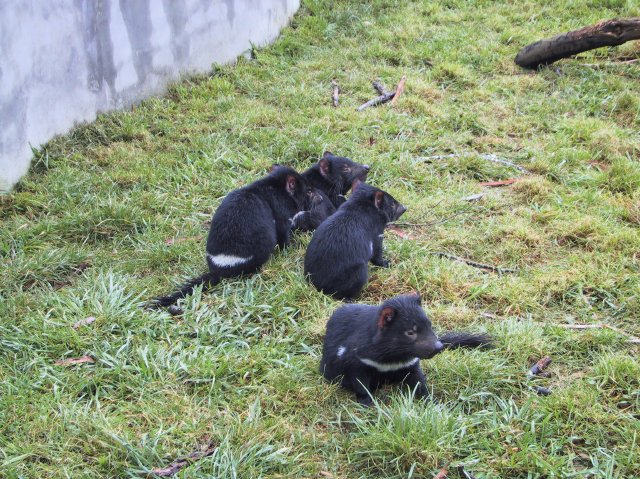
<box><xmin>207</xmin><ymin>254</ymin><xmax>253</xmax><ymax>268</ymax></box>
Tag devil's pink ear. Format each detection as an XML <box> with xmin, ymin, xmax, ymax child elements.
<box><xmin>286</xmin><ymin>175</ymin><xmax>297</xmax><ymax>196</ymax></box>
<box><xmin>377</xmin><ymin>306</ymin><xmax>396</xmax><ymax>329</ymax></box>
<box><xmin>318</xmin><ymin>158</ymin><xmax>330</xmax><ymax>177</ymax></box>
<box><xmin>374</xmin><ymin>191</ymin><xmax>384</xmax><ymax>209</ymax></box>
<box><xmin>322</xmin><ymin>151</ymin><xmax>334</xmax><ymax>158</ymax></box>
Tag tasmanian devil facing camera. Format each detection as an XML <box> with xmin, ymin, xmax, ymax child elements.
<box><xmin>152</xmin><ymin>166</ymin><xmax>309</xmax><ymax>307</ymax></box>
<box><xmin>320</xmin><ymin>293</ymin><xmax>492</xmax><ymax>406</ymax></box>
<box><xmin>304</xmin><ymin>182</ymin><xmax>406</xmax><ymax>299</ymax></box>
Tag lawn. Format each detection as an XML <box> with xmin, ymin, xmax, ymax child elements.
<box><xmin>1</xmin><ymin>0</ymin><xmax>640</xmax><ymax>477</ymax></box>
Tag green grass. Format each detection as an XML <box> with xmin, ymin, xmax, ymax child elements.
<box><xmin>2</xmin><ymin>0</ymin><xmax>640</xmax><ymax>477</ymax></box>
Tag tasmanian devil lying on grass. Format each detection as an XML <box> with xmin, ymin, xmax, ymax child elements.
<box><xmin>151</xmin><ymin>166</ymin><xmax>310</xmax><ymax>307</ymax></box>
<box><xmin>304</xmin><ymin>182</ymin><xmax>406</xmax><ymax>299</ymax></box>
<box><xmin>320</xmin><ymin>293</ymin><xmax>492</xmax><ymax>406</ymax></box>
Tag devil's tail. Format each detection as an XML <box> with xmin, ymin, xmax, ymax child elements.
<box><xmin>149</xmin><ymin>271</ymin><xmax>221</xmax><ymax>308</ymax></box>
<box><xmin>439</xmin><ymin>332</ymin><xmax>493</xmax><ymax>350</ymax></box>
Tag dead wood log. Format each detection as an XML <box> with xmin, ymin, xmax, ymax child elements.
<box><xmin>390</xmin><ymin>75</ymin><xmax>406</xmax><ymax>106</ymax></box>
<box><xmin>331</xmin><ymin>80</ymin><xmax>340</xmax><ymax>107</ymax></box>
<box><xmin>515</xmin><ymin>18</ymin><xmax>640</xmax><ymax>69</ymax></box>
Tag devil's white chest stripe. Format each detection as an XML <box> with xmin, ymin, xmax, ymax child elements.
<box><xmin>208</xmin><ymin>254</ymin><xmax>253</xmax><ymax>268</ymax></box>
<box><xmin>359</xmin><ymin>357</ymin><xmax>419</xmax><ymax>372</ymax></box>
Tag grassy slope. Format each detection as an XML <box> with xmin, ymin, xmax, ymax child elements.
<box><xmin>1</xmin><ymin>0</ymin><xmax>640</xmax><ymax>477</ymax></box>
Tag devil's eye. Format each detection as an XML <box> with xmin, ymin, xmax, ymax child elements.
<box><xmin>342</xmin><ymin>166</ymin><xmax>351</xmax><ymax>173</ymax></box>
<box><xmin>405</xmin><ymin>330</ymin><xmax>417</xmax><ymax>338</ymax></box>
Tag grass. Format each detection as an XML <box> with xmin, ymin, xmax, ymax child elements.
<box><xmin>1</xmin><ymin>0</ymin><xmax>640</xmax><ymax>477</ymax></box>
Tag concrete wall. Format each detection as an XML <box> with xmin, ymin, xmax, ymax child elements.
<box><xmin>0</xmin><ymin>0</ymin><xmax>300</xmax><ymax>192</ymax></box>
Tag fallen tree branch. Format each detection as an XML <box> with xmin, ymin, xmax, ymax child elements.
<box><xmin>152</xmin><ymin>441</ymin><xmax>218</xmax><ymax>477</ymax></box>
<box><xmin>417</xmin><ymin>153</ymin><xmax>531</xmax><ymax>174</ymax></box>
<box><xmin>515</xmin><ymin>17</ymin><xmax>640</xmax><ymax>69</ymax></box>
<box><xmin>331</xmin><ymin>80</ymin><xmax>340</xmax><ymax>107</ymax></box>
<box><xmin>433</xmin><ymin>252</ymin><xmax>518</xmax><ymax>274</ymax></box>
<box><xmin>390</xmin><ymin>75</ymin><xmax>406</xmax><ymax>106</ymax></box>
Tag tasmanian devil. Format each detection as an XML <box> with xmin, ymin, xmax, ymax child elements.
<box><xmin>302</xmin><ymin>151</ymin><xmax>370</xmax><ymax>209</ymax></box>
<box><xmin>152</xmin><ymin>166</ymin><xmax>309</xmax><ymax>307</ymax></box>
<box><xmin>320</xmin><ymin>293</ymin><xmax>492</xmax><ymax>406</ymax></box>
<box><xmin>304</xmin><ymin>182</ymin><xmax>406</xmax><ymax>299</ymax></box>
<box><xmin>291</xmin><ymin>187</ymin><xmax>336</xmax><ymax>232</ymax></box>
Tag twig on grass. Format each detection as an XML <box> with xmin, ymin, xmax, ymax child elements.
<box><xmin>356</xmin><ymin>90</ymin><xmax>396</xmax><ymax>111</ymax></box>
<box><xmin>527</xmin><ymin>356</ymin><xmax>553</xmax><ymax>395</ymax></box>
<box><xmin>417</xmin><ymin>153</ymin><xmax>531</xmax><ymax>174</ymax></box>
<box><xmin>55</xmin><ymin>356</ymin><xmax>95</xmax><ymax>366</ymax></box>
<box><xmin>528</xmin><ymin>356</ymin><xmax>552</xmax><ymax>377</ymax></box>
<box><xmin>331</xmin><ymin>80</ymin><xmax>340</xmax><ymax>107</ymax></box>
<box><xmin>390</xmin><ymin>75</ymin><xmax>406</xmax><ymax>106</ymax></box>
<box><xmin>357</xmin><ymin>76</ymin><xmax>407</xmax><ymax>111</ymax></box>
<box><xmin>151</xmin><ymin>441</ymin><xmax>218</xmax><ymax>477</ymax></box>
<box><xmin>433</xmin><ymin>466</ymin><xmax>448</xmax><ymax>479</ymax></box>
<box><xmin>433</xmin><ymin>252</ymin><xmax>518</xmax><ymax>274</ymax></box>
<box><xmin>372</xmin><ymin>80</ymin><xmax>388</xmax><ymax>95</ymax></box>
<box><xmin>73</xmin><ymin>316</ymin><xmax>96</xmax><ymax>329</ymax></box>
<box><xmin>554</xmin><ymin>323</ymin><xmax>640</xmax><ymax>344</ymax></box>
<box><xmin>388</xmin><ymin>205</ymin><xmax>475</xmax><ymax>229</ymax></box>
<box><xmin>479</xmin><ymin>179</ymin><xmax>521</xmax><ymax>187</ymax></box>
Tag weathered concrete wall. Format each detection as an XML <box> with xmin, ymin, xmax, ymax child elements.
<box><xmin>0</xmin><ymin>0</ymin><xmax>300</xmax><ymax>192</ymax></box>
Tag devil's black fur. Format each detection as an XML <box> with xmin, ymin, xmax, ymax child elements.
<box><xmin>320</xmin><ymin>293</ymin><xmax>492</xmax><ymax>406</ymax></box>
<box><xmin>304</xmin><ymin>182</ymin><xmax>406</xmax><ymax>299</ymax></box>
<box><xmin>302</xmin><ymin>151</ymin><xmax>370</xmax><ymax>209</ymax></box>
<box><xmin>152</xmin><ymin>166</ymin><xmax>308</xmax><ymax>307</ymax></box>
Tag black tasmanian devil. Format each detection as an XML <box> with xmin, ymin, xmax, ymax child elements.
<box><xmin>152</xmin><ymin>166</ymin><xmax>309</xmax><ymax>307</ymax></box>
<box><xmin>304</xmin><ymin>182</ymin><xmax>406</xmax><ymax>299</ymax></box>
<box><xmin>291</xmin><ymin>187</ymin><xmax>337</xmax><ymax>232</ymax></box>
<box><xmin>302</xmin><ymin>151</ymin><xmax>370</xmax><ymax>208</ymax></box>
<box><xmin>320</xmin><ymin>293</ymin><xmax>492</xmax><ymax>406</ymax></box>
